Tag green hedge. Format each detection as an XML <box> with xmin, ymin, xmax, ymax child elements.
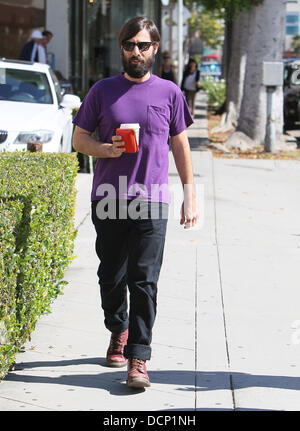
<box><xmin>0</xmin><ymin>151</ymin><xmax>78</xmax><ymax>379</ymax></box>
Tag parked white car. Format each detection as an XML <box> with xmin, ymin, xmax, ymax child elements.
<box><xmin>0</xmin><ymin>59</ymin><xmax>81</xmax><ymax>152</ymax></box>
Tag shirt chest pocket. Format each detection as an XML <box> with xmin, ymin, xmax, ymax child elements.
<box><xmin>147</xmin><ymin>105</ymin><xmax>169</xmax><ymax>135</ymax></box>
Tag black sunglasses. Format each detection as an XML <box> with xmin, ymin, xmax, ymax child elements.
<box><xmin>122</xmin><ymin>41</ymin><xmax>156</xmax><ymax>52</ymax></box>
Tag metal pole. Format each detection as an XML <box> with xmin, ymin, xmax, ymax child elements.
<box><xmin>169</xmin><ymin>2</ymin><xmax>173</xmax><ymax>59</ymax></box>
<box><xmin>81</xmin><ymin>0</ymin><xmax>88</xmax><ymax>93</ymax></box>
<box><xmin>265</xmin><ymin>86</ymin><xmax>276</xmax><ymax>153</ymax></box>
<box><xmin>177</xmin><ymin>0</ymin><xmax>183</xmax><ymax>86</ymax></box>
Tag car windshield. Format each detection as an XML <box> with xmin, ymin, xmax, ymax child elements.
<box><xmin>0</xmin><ymin>68</ymin><xmax>53</xmax><ymax>104</ymax></box>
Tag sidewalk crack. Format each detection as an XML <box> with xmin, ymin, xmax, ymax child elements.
<box><xmin>74</xmin><ymin>211</ymin><xmax>90</xmax><ymax>231</ymax></box>
<box><xmin>211</xmin><ymin>156</ymin><xmax>236</xmax><ymax>410</ymax></box>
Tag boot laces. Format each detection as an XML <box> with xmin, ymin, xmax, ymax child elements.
<box><xmin>108</xmin><ymin>332</ymin><xmax>125</xmax><ymax>354</ymax></box>
<box><xmin>131</xmin><ymin>358</ymin><xmax>145</xmax><ymax>372</ymax></box>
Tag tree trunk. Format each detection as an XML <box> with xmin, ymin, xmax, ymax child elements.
<box><xmin>226</xmin><ymin>11</ymin><xmax>250</xmax><ymax>127</ymax></box>
<box><xmin>214</xmin><ymin>11</ymin><xmax>249</xmax><ymax>133</ymax></box>
<box><xmin>237</xmin><ymin>0</ymin><xmax>285</xmax><ymax>146</ymax></box>
<box><xmin>214</xmin><ymin>0</ymin><xmax>285</xmax><ymax>149</ymax></box>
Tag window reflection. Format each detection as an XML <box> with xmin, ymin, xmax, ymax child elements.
<box><xmin>87</xmin><ymin>0</ymin><xmax>159</xmax><ymax>87</ymax></box>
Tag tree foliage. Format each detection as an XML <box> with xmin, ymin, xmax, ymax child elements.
<box><xmin>188</xmin><ymin>8</ymin><xmax>224</xmax><ymax>49</ymax></box>
<box><xmin>292</xmin><ymin>35</ymin><xmax>300</xmax><ymax>54</ymax></box>
<box><xmin>182</xmin><ymin>0</ymin><xmax>265</xmax><ymax>53</ymax></box>
<box><xmin>189</xmin><ymin>0</ymin><xmax>265</xmax><ymax>21</ymax></box>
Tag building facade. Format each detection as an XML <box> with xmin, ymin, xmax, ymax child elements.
<box><xmin>0</xmin><ymin>0</ymin><xmax>45</xmax><ymax>60</ymax></box>
<box><xmin>0</xmin><ymin>0</ymin><xmax>162</xmax><ymax>93</ymax></box>
<box><xmin>70</xmin><ymin>0</ymin><xmax>161</xmax><ymax>93</ymax></box>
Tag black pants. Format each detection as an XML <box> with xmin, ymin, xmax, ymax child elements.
<box><xmin>91</xmin><ymin>200</ymin><xmax>168</xmax><ymax>360</ymax></box>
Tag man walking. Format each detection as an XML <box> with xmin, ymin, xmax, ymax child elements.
<box><xmin>72</xmin><ymin>16</ymin><xmax>199</xmax><ymax>389</ymax></box>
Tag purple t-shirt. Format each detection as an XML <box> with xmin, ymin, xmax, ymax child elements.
<box><xmin>73</xmin><ymin>72</ymin><xmax>193</xmax><ymax>203</ymax></box>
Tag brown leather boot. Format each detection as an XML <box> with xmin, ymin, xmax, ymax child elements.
<box><xmin>126</xmin><ymin>358</ymin><xmax>151</xmax><ymax>388</ymax></box>
<box><xmin>106</xmin><ymin>329</ymin><xmax>128</xmax><ymax>367</ymax></box>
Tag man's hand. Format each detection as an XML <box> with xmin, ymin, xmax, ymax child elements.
<box><xmin>170</xmin><ymin>130</ymin><xmax>199</xmax><ymax>229</ymax></box>
<box><xmin>72</xmin><ymin>126</ymin><xmax>126</xmax><ymax>158</ymax></box>
<box><xmin>180</xmin><ymin>183</ymin><xmax>199</xmax><ymax>229</ymax></box>
<box><xmin>109</xmin><ymin>135</ymin><xmax>126</xmax><ymax>158</ymax></box>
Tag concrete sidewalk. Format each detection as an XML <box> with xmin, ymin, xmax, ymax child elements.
<box><xmin>1</xmin><ymin>93</ymin><xmax>300</xmax><ymax>411</ymax></box>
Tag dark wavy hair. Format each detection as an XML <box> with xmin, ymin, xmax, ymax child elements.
<box><xmin>118</xmin><ymin>16</ymin><xmax>160</xmax><ymax>47</ymax></box>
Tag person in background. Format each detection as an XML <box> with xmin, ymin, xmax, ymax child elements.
<box><xmin>42</xmin><ymin>30</ymin><xmax>53</xmax><ymax>45</ymax></box>
<box><xmin>41</xmin><ymin>30</ymin><xmax>54</xmax><ymax>65</ymax></box>
<box><xmin>181</xmin><ymin>58</ymin><xmax>200</xmax><ymax>116</ymax></box>
<box><xmin>19</xmin><ymin>29</ymin><xmax>46</xmax><ymax>63</ymax></box>
<box><xmin>158</xmin><ymin>50</ymin><xmax>176</xmax><ymax>83</ymax></box>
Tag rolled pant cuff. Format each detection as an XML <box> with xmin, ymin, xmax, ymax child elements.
<box><xmin>106</xmin><ymin>322</ymin><xmax>129</xmax><ymax>334</ymax></box>
<box><xmin>124</xmin><ymin>344</ymin><xmax>151</xmax><ymax>361</ymax></box>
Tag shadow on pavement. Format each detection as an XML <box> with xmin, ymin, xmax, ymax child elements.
<box><xmin>193</xmin><ymin>114</ymin><xmax>207</xmax><ymax>120</ymax></box>
<box><xmin>6</xmin><ymin>357</ymin><xmax>300</xmax><ymax>397</ymax></box>
<box><xmin>189</xmin><ymin>137</ymin><xmax>210</xmax><ymax>149</ymax></box>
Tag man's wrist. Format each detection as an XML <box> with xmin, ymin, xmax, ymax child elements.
<box><xmin>182</xmin><ymin>182</ymin><xmax>196</xmax><ymax>193</ymax></box>
<box><xmin>98</xmin><ymin>142</ymin><xmax>113</xmax><ymax>158</ymax></box>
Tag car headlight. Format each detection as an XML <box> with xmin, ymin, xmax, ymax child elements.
<box><xmin>14</xmin><ymin>130</ymin><xmax>54</xmax><ymax>144</ymax></box>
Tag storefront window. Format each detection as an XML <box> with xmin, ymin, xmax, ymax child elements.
<box><xmin>0</xmin><ymin>0</ymin><xmax>45</xmax><ymax>60</ymax></box>
<box><xmin>70</xmin><ymin>0</ymin><xmax>161</xmax><ymax>93</ymax></box>
<box><xmin>87</xmin><ymin>0</ymin><xmax>160</xmax><ymax>86</ymax></box>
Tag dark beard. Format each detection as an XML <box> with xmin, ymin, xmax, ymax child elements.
<box><xmin>122</xmin><ymin>51</ymin><xmax>155</xmax><ymax>79</ymax></box>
